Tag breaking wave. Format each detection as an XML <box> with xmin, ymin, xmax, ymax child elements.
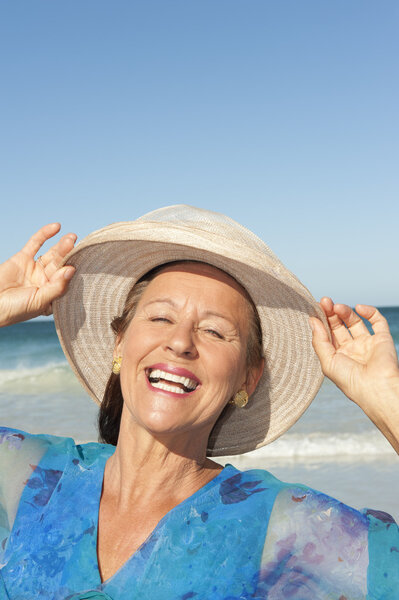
<box><xmin>0</xmin><ymin>363</ymin><xmax>82</xmax><ymax>395</ymax></box>
<box><xmin>244</xmin><ymin>431</ymin><xmax>395</xmax><ymax>459</ymax></box>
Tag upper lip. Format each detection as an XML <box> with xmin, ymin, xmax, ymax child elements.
<box><xmin>146</xmin><ymin>363</ymin><xmax>202</xmax><ymax>384</ymax></box>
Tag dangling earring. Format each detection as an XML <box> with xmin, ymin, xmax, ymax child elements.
<box><xmin>112</xmin><ymin>356</ymin><xmax>122</xmax><ymax>375</ymax></box>
<box><xmin>230</xmin><ymin>390</ymin><xmax>249</xmax><ymax>408</ymax></box>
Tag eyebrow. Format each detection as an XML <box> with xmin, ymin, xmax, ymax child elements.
<box><xmin>143</xmin><ymin>298</ymin><xmax>177</xmax><ymax>309</ymax></box>
<box><xmin>143</xmin><ymin>299</ymin><xmax>238</xmax><ymax>328</ymax></box>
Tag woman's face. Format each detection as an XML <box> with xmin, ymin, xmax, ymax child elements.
<box><xmin>116</xmin><ymin>262</ymin><xmax>262</xmax><ymax>449</ymax></box>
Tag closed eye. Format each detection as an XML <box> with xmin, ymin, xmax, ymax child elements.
<box><xmin>150</xmin><ymin>317</ymin><xmax>172</xmax><ymax>323</ymax></box>
<box><xmin>204</xmin><ymin>329</ymin><xmax>224</xmax><ymax>339</ymax></box>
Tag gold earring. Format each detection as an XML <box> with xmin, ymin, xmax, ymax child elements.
<box><xmin>230</xmin><ymin>390</ymin><xmax>249</xmax><ymax>408</ymax></box>
<box><xmin>112</xmin><ymin>356</ymin><xmax>122</xmax><ymax>375</ymax></box>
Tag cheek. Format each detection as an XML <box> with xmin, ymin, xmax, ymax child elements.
<box><xmin>118</xmin><ymin>328</ymin><xmax>155</xmax><ymax>392</ymax></box>
<box><xmin>207</xmin><ymin>346</ymin><xmax>246</xmax><ymax>394</ymax></box>
<box><xmin>121</xmin><ymin>322</ymin><xmax>160</xmax><ymax>362</ymax></box>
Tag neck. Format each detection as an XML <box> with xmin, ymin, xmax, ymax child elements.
<box><xmin>103</xmin><ymin>407</ymin><xmax>222</xmax><ymax>511</ymax></box>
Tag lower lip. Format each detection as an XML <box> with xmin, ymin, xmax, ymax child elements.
<box><xmin>145</xmin><ymin>376</ymin><xmax>199</xmax><ymax>398</ymax></box>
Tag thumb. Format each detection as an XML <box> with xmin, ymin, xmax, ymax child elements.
<box><xmin>35</xmin><ymin>266</ymin><xmax>75</xmax><ymax>309</ymax></box>
<box><xmin>309</xmin><ymin>317</ymin><xmax>335</xmax><ymax>377</ymax></box>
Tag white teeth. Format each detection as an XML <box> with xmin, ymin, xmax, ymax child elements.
<box><xmin>148</xmin><ymin>369</ymin><xmax>198</xmax><ymax>391</ymax></box>
<box><xmin>150</xmin><ymin>381</ymin><xmax>186</xmax><ymax>394</ymax></box>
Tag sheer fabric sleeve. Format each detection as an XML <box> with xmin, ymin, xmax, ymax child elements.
<box><xmin>365</xmin><ymin>508</ymin><xmax>399</xmax><ymax>598</ymax></box>
<box><xmin>0</xmin><ymin>427</ymin><xmax>50</xmax><ymax>561</ymax></box>
<box><xmin>256</xmin><ymin>483</ymin><xmax>399</xmax><ymax>599</ymax></box>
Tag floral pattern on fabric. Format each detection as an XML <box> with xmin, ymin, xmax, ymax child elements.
<box><xmin>219</xmin><ymin>472</ymin><xmax>267</xmax><ymax>504</ymax></box>
<box><xmin>0</xmin><ymin>428</ymin><xmax>25</xmax><ymax>450</ymax></box>
<box><xmin>258</xmin><ymin>485</ymin><xmax>370</xmax><ymax>598</ymax></box>
<box><xmin>25</xmin><ymin>464</ymin><xmax>63</xmax><ymax>507</ymax></box>
<box><xmin>0</xmin><ymin>427</ymin><xmax>397</xmax><ymax>599</ymax></box>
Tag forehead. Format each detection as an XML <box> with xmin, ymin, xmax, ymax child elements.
<box><xmin>140</xmin><ymin>262</ymin><xmax>251</xmax><ymax>313</ymax></box>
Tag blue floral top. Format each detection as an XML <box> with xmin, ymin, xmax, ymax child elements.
<box><xmin>0</xmin><ymin>427</ymin><xmax>397</xmax><ymax>599</ymax></box>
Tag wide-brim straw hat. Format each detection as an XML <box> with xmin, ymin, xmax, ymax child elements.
<box><xmin>53</xmin><ymin>204</ymin><xmax>327</xmax><ymax>456</ymax></box>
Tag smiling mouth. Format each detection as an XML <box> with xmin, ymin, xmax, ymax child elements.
<box><xmin>146</xmin><ymin>368</ymin><xmax>199</xmax><ymax>394</ymax></box>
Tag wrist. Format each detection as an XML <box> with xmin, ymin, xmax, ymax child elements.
<box><xmin>365</xmin><ymin>376</ymin><xmax>399</xmax><ymax>454</ymax></box>
<box><xmin>373</xmin><ymin>374</ymin><xmax>399</xmax><ymax>404</ymax></box>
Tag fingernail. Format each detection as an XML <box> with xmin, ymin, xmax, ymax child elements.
<box><xmin>309</xmin><ymin>318</ymin><xmax>315</xmax><ymax>331</ymax></box>
<box><xmin>64</xmin><ymin>267</ymin><xmax>75</xmax><ymax>280</ymax></box>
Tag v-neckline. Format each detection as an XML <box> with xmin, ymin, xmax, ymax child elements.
<box><xmin>94</xmin><ymin>457</ymin><xmax>236</xmax><ymax>588</ymax></box>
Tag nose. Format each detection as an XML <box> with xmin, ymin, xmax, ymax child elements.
<box><xmin>163</xmin><ymin>320</ymin><xmax>198</xmax><ymax>358</ymax></box>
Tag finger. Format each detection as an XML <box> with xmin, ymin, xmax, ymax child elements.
<box><xmin>319</xmin><ymin>297</ymin><xmax>352</xmax><ymax>346</ymax></box>
<box><xmin>22</xmin><ymin>223</ymin><xmax>61</xmax><ymax>258</ymax></box>
<box><xmin>333</xmin><ymin>303</ymin><xmax>370</xmax><ymax>338</ymax></box>
<box><xmin>309</xmin><ymin>317</ymin><xmax>335</xmax><ymax>377</ymax></box>
<box><xmin>355</xmin><ymin>304</ymin><xmax>391</xmax><ymax>335</ymax></box>
<box><xmin>39</xmin><ymin>233</ymin><xmax>77</xmax><ymax>275</ymax></box>
<box><xmin>39</xmin><ymin>233</ymin><xmax>77</xmax><ymax>266</ymax></box>
<box><xmin>33</xmin><ymin>266</ymin><xmax>75</xmax><ymax>309</ymax></box>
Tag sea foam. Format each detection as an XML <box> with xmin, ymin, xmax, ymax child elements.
<box><xmin>0</xmin><ymin>362</ymin><xmax>81</xmax><ymax>395</ymax></box>
<box><xmin>235</xmin><ymin>431</ymin><xmax>396</xmax><ymax>460</ymax></box>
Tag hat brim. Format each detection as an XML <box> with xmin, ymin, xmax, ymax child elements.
<box><xmin>53</xmin><ymin>221</ymin><xmax>326</xmax><ymax>456</ymax></box>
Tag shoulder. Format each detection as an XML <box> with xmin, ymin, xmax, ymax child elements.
<box><xmin>221</xmin><ymin>464</ymin><xmax>285</xmax><ymax>491</ymax></box>
<box><xmin>0</xmin><ymin>427</ymin><xmax>113</xmax><ymax>534</ymax></box>
<box><xmin>0</xmin><ymin>428</ymin><xmax>73</xmax><ymax>528</ymax></box>
<box><xmin>267</xmin><ymin>479</ymin><xmax>371</xmax><ymax>563</ymax></box>
<box><xmin>0</xmin><ymin>426</ymin><xmax>113</xmax><ymax>468</ymax></box>
<box><xmin>0</xmin><ymin>426</ymin><xmax>75</xmax><ymax>477</ymax></box>
<box><xmin>271</xmin><ymin>477</ymin><xmax>370</xmax><ymax>528</ymax></box>
<box><xmin>218</xmin><ymin>465</ymin><xmax>284</xmax><ymax>508</ymax></box>
<box><xmin>255</xmin><ymin>478</ymin><xmax>371</xmax><ymax>597</ymax></box>
<box><xmin>0</xmin><ymin>426</ymin><xmax>68</xmax><ymax>492</ymax></box>
<box><xmin>239</xmin><ymin>468</ymin><xmax>399</xmax><ymax>598</ymax></box>
<box><xmin>230</xmin><ymin>465</ymin><xmax>373</xmax><ymax>530</ymax></box>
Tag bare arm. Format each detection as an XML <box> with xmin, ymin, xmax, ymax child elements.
<box><xmin>0</xmin><ymin>223</ymin><xmax>77</xmax><ymax>327</ymax></box>
<box><xmin>310</xmin><ymin>298</ymin><xmax>399</xmax><ymax>454</ymax></box>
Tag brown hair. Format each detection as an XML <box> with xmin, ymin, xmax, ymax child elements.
<box><xmin>98</xmin><ymin>261</ymin><xmax>264</xmax><ymax>445</ymax></box>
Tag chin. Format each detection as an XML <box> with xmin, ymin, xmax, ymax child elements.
<box><xmin>136</xmin><ymin>407</ymin><xmax>195</xmax><ymax>436</ymax></box>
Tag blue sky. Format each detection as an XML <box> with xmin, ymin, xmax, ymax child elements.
<box><xmin>1</xmin><ymin>1</ymin><xmax>398</xmax><ymax>305</ymax></box>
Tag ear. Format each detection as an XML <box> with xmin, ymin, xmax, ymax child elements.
<box><xmin>244</xmin><ymin>358</ymin><xmax>265</xmax><ymax>397</ymax></box>
<box><xmin>113</xmin><ymin>332</ymin><xmax>124</xmax><ymax>358</ymax></box>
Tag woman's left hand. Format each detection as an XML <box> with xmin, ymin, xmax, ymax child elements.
<box><xmin>310</xmin><ymin>298</ymin><xmax>399</xmax><ymax>453</ymax></box>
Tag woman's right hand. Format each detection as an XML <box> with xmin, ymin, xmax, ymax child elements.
<box><xmin>0</xmin><ymin>223</ymin><xmax>77</xmax><ymax>327</ymax></box>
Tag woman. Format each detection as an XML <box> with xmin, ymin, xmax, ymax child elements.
<box><xmin>0</xmin><ymin>205</ymin><xmax>398</xmax><ymax>599</ymax></box>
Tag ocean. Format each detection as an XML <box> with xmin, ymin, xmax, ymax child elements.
<box><xmin>1</xmin><ymin>308</ymin><xmax>398</xmax><ymax>521</ymax></box>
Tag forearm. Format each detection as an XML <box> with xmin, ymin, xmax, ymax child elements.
<box><xmin>362</xmin><ymin>377</ymin><xmax>399</xmax><ymax>455</ymax></box>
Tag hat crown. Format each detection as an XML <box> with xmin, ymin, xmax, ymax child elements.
<box><xmin>136</xmin><ymin>204</ymin><xmax>282</xmax><ymax>264</ymax></box>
